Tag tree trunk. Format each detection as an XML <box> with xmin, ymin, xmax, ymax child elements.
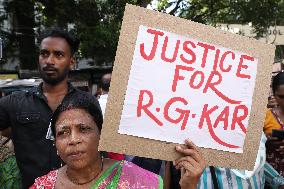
<box><xmin>13</xmin><ymin>0</ymin><xmax>37</xmax><ymax>70</ymax></box>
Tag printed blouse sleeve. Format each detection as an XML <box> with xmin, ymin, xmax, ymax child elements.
<box><xmin>0</xmin><ymin>95</ymin><xmax>12</xmax><ymax>130</ymax></box>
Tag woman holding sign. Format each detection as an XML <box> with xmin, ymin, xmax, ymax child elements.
<box><xmin>29</xmin><ymin>95</ymin><xmax>205</xmax><ymax>189</ymax></box>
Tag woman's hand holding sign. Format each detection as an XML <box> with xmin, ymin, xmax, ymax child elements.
<box><xmin>174</xmin><ymin>139</ymin><xmax>206</xmax><ymax>189</ymax></box>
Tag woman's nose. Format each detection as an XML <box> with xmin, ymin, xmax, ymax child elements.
<box><xmin>69</xmin><ymin>132</ymin><xmax>82</xmax><ymax>145</ymax></box>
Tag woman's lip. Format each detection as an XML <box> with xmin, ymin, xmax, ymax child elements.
<box><xmin>68</xmin><ymin>151</ymin><xmax>85</xmax><ymax>158</ymax></box>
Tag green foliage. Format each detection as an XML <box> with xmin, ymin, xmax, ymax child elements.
<box><xmin>1</xmin><ymin>0</ymin><xmax>284</xmax><ymax>70</ymax></box>
<box><xmin>0</xmin><ymin>0</ymin><xmax>144</xmax><ymax>68</ymax></box>
<box><xmin>155</xmin><ymin>0</ymin><xmax>284</xmax><ymax>60</ymax></box>
<box><xmin>156</xmin><ymin>0</ymin><xmax>284</xmax><ymax>38</ymax></box>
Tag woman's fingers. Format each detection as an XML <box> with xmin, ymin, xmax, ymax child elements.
<box><xmin>175</xmin><ymin>147</ymin><xmax>201</xmax><ymax>164</ymax></box>
<box><xmin>174</xmin><ymin>139</ymin><xmax>206</xmax><ymax>172</ymax></box>
<box><xmin>175</xmin><ymin>139</ymin><xmax>206</xmax><ymax>189</ymax></box>
<box><xmin>175</xmin><ymin>156</ymin><xmax>199</xmax><ymax>169</ymax></box>
<box><xmin>175</xmin><ymin>139</ymin><xmax>203</xmax><ymax>164</ymax></box>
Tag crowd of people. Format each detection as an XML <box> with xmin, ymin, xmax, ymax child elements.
<box><xmin>0</xmin><ymin>27</ymin><xmax>284</xmax><ymax>189</ymax></box>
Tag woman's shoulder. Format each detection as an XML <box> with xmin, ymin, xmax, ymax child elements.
<box><xmin>29</xmin><ymin>170</ymin><xmax>58</xmax><ymax>189</ymax></box>
<box><xmin>122</xmin><ymin>161</ymin><xmax>157</xmax><ymax>175</ymax></box>
<box><xmin>265</xmin><ymin>108</ymin><xmax>276</xmax><ymax>119</ymax></box>
<box><xmin>120</xmin><ymin>161</ymin><xmax>163</xmax><ymax>188</ymax></box>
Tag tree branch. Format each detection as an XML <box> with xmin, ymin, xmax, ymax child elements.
<box><xmin>169</xmin><ymin>0</ymin><xmax>183</xmax><ymax>15</ymax></box>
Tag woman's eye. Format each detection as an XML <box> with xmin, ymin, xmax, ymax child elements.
<box><xmin>57</xmin><ymin>130</ymin><xmax>69</xmax><ymax>136</ymax></box>
<box><xmin>80</xmin><ymin>126</ymin><xmax>91</xmax><ymax>132</ymax></box>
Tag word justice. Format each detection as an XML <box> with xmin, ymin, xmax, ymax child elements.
<box><xmin>139</xmin><ymin>28</ymin><xmax>255</xmax><ymax>105</ymax></box>
<box><xmin>137</xmin><ymin>89</ymin><xmax>248</xmax><ymax>148</ymax></box>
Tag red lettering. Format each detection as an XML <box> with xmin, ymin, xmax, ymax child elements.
<box><xmin>140</xmin><ymin>29</ymin><xmax>164</xmax><ymax>61</ymax></box>
<box><xmin>231</xmin><ymin>105</ymin><xmax>248</xmax><ymax>133</ymax></box>
<box><xmin>189</xmin><ymin>71</ymin><xmax>204</xmax><ymax>89</ymax></box>
<box><xmin>172</xmin><ymin>65</ymin><xmax>194</xmax><ymax>92</ymax></box>
<box><xmin>161</xmin><ymin>36</ymin><xmax>180</xmax><ymax>63</ymax></box>
<box><xmin>137</xmin><ymin>90</ymin><xmax>163</xmax><ymax>126</ymax></box>
<box><xmin>198</xmin><ymin>104</ymin><xmax>218</xmax><ymax>129</ymax></box>
<box><xmin>213</xmin><ymin>106</ymin><xmax>229</xmax><ymax>130</ymax></box>
<box><xmin>197</xmin><ymin>42</ymin><xmax>215</xmax><ymax>68</ymax></box>
<box><xmin>213</xmin><ymin>49</ymin><xmax>220</xmax><ymax>71</ymax></box>
<box><xmin>236</xmin><ymin>55</ymin><xmax>254</xmax><ymax>79</ymax></box>
<box><xmin>199</xmin><ymin>104</ymin><xmax>240</xmax><ymax>149</ymax></box>
<box><xmin>164</xmin><ymin>97</ymin><xmax>190</xmax><ymax>130</ymax></box>
<box><xmin>180</xmin><ymin>40</ymin><xmax>196</xmax><ymax>64</ymax></box>
<box><xmin>219</xmin><ymin>51</ymin><xmax>234</xmax><ymax>72</ymax></box>
<box><xmin>203</xmin><ymin>70</ymin><xmax>241</xmax><ymax>104</ymax></box>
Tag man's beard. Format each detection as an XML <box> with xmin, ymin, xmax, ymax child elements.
<box><xmin>39</xmin><ymin>66</ymin><xmax>70</xmax><ymax>85</ymax></box>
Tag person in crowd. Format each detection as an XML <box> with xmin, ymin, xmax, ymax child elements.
<box><xmin>0</xmin><ymin>27</ymin><xmax>101</xmax><ymax>188</ymax></box>
<box><xmin>97</xmin><ymin>72</ymin><xmax>125</xmax><ymax>161</ymax></box>
<box><xmin>264</xmin><ymin>71</ymin><xmax>284</xmax><ymax>183</ymax></box>
<box><xmin>267</xmin><ymin>95</ymin><xmax>278</xmax><ymax>109</ymax></box>
<box><xmin>0</xmin><ymin>133</ymin><xmax>21</xmax><ymax>188</ymax></box>
<box><xmin>98</xmin><ymin>72</ymin><xmax>112</xmax><ymax>116</ymax></box>
<box><xmin>30</xmin><ymin>95</ymin><xmax>206</xmax><ymax>189</ymax></box>
<box><xmin>264</xmin><ymin>72</ymin><xmax>284</xmax><ymax>135</ymax></box>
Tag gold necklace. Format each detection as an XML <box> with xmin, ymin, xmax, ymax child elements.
<box><xmin>66</xmin><ymin>159</ymin><xmax>103</xmax><ymax>185</ymax></box>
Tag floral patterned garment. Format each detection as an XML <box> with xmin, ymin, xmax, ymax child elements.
<box><xmin>29</xmin><ymin>161</ymin><xmax>163</xmax><ymax>189</ymax></box>
<box><xmin>0</xmin><ymin>137</ymin><xmax>22</xmax><ymax>189</ymax></box>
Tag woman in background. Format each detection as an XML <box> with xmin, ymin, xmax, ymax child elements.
<box><xmin>264</xmin><ymin>72</ymin><xmax>284</xmax><ymax>135</ymax></box>
<box><xmin>264</xmin><ymin>71</ymin><xmax>284</xmax><ymax>178</ymax></box>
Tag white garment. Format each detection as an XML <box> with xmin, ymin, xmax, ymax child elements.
<box><xmin>98</xmin><ymin>94</ymin><xmax>108</xmax><ymax>118</ymax></box>
<box><xmin>232</xmin><ymin>132</ymin><xmax>267</xmax><ymax>179</ymax></box>
<box><xmin>198</xmin><ymin>133</ymin><xmax>268</xmax><ymax>189</ymax></box>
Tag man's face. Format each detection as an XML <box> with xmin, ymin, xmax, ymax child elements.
<box><xmin>39</xmin><ymin>37</ymin><xmax>74</xmax><ymax>85</ymax></box>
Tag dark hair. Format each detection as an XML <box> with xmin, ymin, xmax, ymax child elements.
<box><xmin>101</xmin><ymin>81</ymin><xmax>110</xmax><ymax>92</ymax></box>
<box><xmin>51</xmin><ymin>94</ymin><xmax>103</xmax><ymax>138</ymax></box>
<box><xmin>38</xmin><ymin>27</ymin><xmax>80</xmax><ymax>55</ymax></box>
<box><xmin>272</xmin><ymin>72</ymin><xmax>284</xmax><ymax>95</ymax></box>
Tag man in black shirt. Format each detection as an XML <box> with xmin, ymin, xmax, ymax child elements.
<box><xmin>0</xmin><ymin>28</ymin><xmax>101</xmax><ymax>188</ymax></box>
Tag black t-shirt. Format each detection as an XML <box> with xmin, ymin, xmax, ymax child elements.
<box><xmin>0</xmin><ymin>83</ymin><xmax>100</xmax><ymax>189</ymax></box>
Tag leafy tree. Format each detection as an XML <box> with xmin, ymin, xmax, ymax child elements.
<box><xmin>154</xmin><ymin>0</ymin><xmax>284</xmax><ymax>38</ymax></box>
<box><xmin>1</xmin><ymin>0</ymin><xmax>37</xmax><ymax>70</ymax></box>
<box><xmin>154</xmin><ymin>0</ymin><xmax>284</xmax><ymax>60</ymax></box>
<box><xmin>1</xmin><ymin>0</ymin><xmax>284</xmax><ymax>71</ymax></box>
<box><xmin>0</xmin><ymin>0</ymin><xmax>144</xmax><ymax>69</ymax></box>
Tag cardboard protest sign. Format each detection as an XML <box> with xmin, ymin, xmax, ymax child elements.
<box><xmin>99</xmin><ymin>4</ymin><xmax>275</xmax><ymax>169</ymax></box>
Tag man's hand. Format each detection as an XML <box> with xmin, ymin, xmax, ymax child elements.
<box><xmin>174</xmin><ymin>139</ymin><xmax>206</xmax><ymax>189</ymax></box>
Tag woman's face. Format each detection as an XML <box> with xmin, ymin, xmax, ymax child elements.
<box><xmin>275</xmin><ymin>85</ymin><xmax>284</xmax><ymax>109</ymax></box>
<box><xmin>55</xmin><ymin>108</ymin><xmax>100</xmax><ymax>169</ymax></box>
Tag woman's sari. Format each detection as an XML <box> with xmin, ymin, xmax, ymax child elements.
<box><xmin>264</xmin><ymin>109</ymin><xmax>284</xmax><ymax>176</ymax></box>
<box><xmin>264</xmin><ymin>109</ymin><xmax>284</xmax><ymax>135</ymax></box>
<box><xmin>0</xmin><ymin>138</ymin><xmax>22</xmax><ymax>189</ymax></box>
<box><xmin>30</xmin><ymin>160</ymin><xmax>163</xmax><ymax>189</ymax></box>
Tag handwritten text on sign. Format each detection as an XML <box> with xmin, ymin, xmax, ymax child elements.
<box><xmin>118</xmin><ymin>25</ymin><xmax>257</xmax><ymax>153</ymax></box>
